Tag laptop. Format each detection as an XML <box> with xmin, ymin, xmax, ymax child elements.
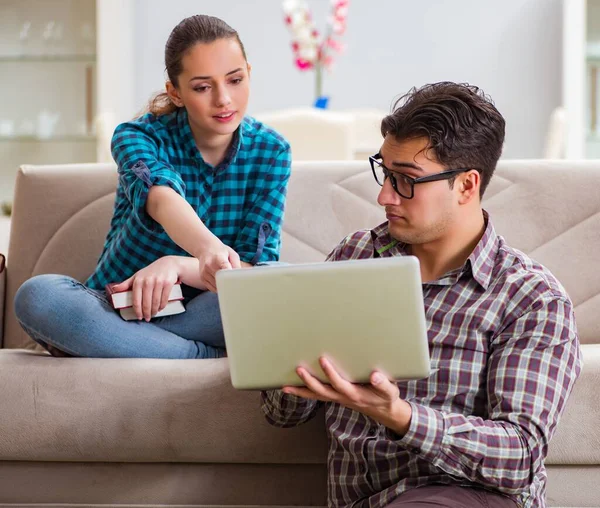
<box><xmin>215</xmin><ymin>256</ymin><xmax>431</xmax><ymax>390</ymax></box>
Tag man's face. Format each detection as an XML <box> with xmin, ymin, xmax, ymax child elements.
<box><xmin>376</xmin><ymin>135</ymin><xmax>458</xmax><ymax>245</ymax></box>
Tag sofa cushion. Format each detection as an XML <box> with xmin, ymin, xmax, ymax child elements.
<box><xmin>0</xmin><ymin>350</ymin><xmax>327</xmax><ymax>463</ymax></box>
<box><xmin>546</xmin><ymin>344</ymin><xmax>600</xmax><ymax>464</ymax></box>
<box><xmin>4</xmin><ymin>164</ymin><xmax>117</xmax><ymax>350</ymax></box>
<box><xmin>0</xmin><ymin>347</ymin><xmax>597</xmax><ymax>466</ymax></box>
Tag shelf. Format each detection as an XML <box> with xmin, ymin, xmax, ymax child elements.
<box><xmin>0</xmin><ymin>54</ymin><xmax>96</xmax><ymax>63</ymax></box>
<box><xmin>0</xmin><ymin>135</ymin><xmax>96</xmax><ymax>143</ymax></box>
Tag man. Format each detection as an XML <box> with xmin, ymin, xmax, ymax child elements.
<box><xmin>261</xmin><ymin>82</ymin><xmax>581</xmax><ymax>508</ymax></box>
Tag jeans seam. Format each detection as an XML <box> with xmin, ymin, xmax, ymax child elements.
<box><xmin>72</xmin><ymin>280</ymin><xmax>109</xmax><ymax>304</ymax></box>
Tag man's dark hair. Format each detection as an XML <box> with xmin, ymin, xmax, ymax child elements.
<box><xmin>380</xmin><ymin>82</ymin><xmax>505</xmax><ymax>197</ymax></box>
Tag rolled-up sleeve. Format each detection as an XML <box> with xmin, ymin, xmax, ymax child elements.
<box><xmin>234</xmin><ymin>148</ymin><xmax>291</xmax><ymax>263</ymax></box>
<box><xmin>261</xmin><ymin>389</ymin><xmax>322</xmax><ymax>428</ymax></box>
<box><xmin>387</xmin><ymin>293</ymin><xmax>582</xmax><ymax>495</ymax></box>
<box><xmin>111</xmin><ymin>121</ymin><xmax>186</xmax><ymax>233</ymax></box>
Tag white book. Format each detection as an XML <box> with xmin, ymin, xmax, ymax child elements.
<box><xmin>119</xmin><ymin>300</ymin><xmax>186</xmax><ymax>321</ymax></box>
<box><xmin>106</xmin><ymin>282</ymin><xmax>183</xmax><ymax>310</ymax></box>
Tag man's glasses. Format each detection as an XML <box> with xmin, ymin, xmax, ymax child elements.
<box><xmin>369</xmin><ymin>154</ymin><xmax>475</xmax><ymax>199</ymax></box>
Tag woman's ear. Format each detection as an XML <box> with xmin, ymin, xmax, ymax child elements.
<box><xmin>246</xmin><ymin>62</ymin><xmax>252</xmax><ymax>78</ymax></box>
<box><xmin>166</xmin><ymin>81</ymin><xmax>183</xmax><ymax>107</ymax></box>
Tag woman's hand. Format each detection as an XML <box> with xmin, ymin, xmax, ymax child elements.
<box><xmin>198</xmin><ymin>240</ymin><xmax>241</xmax><ymax>292</ymax></box>
<box><xmin>110</xmin><ymin>256</ymin><xmax>180</xmax><ymax>321</ymax></box>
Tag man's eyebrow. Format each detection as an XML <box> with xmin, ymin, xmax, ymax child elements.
<box><xmin>189</xmin><ymin>68</ymin><xmax>243</xmax><ymax>81</ymax></box>
<box><xmin>382</xmin><ymin>158</ymin><xmax>425</xmax><ymax>172</ymax></box>
<box><xmin>388</xmin><ymin>161</ymin><xmax>425</xmax><ymax>172</ymax></box>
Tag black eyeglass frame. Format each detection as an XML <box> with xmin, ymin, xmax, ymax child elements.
<box><xmin>369</xmin><ymin>153</ymin><xmax>477</xmax><ymax>199</ymax></box>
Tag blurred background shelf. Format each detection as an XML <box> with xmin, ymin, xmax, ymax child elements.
<box><xmin>0</xmin><ymin>54</ymin><xmax>96</xmax><ymax>62</ymax></box>
<box><xmin>565</xmin><ymin>0</ymin><xmax>600</xmax><ymax>157</ymax></box>
<box><xmin>0</xmin><ymin>135</ymin><xmax>97</xmax><ymax>143</ymax></box>
<box><xmin>0</xmin><ymin>0</ymin><xmax>134</xmax><ymax>204</ymax></box>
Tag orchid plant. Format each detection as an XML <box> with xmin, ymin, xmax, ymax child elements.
<box><xmin>282</xmin><ymin>0</ymin><xmax>349</xmax><ymax>107</ymax></box>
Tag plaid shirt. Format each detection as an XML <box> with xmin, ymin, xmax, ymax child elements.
<box><xmin>261</xmin><ymin>212</ymin><xmax>581</xmax><ymax>508</ymax></box>
<box><xmin>86</xmin><ymin>108</ymin><xmax>291</xmax><ymax>290</ymax></box>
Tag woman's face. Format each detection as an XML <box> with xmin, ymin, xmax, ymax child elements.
<box><xmin>167</xmin><ymin>38</ymin><xmax>250</xmax><ymax>141</ymax></box>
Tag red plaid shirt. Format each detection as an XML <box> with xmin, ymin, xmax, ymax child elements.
<box><xmin>262</xmin><ymin>212</ymin><xmax>581</xmax><ymax>508</ymax></box>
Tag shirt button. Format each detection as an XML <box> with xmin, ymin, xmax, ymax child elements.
<box><xmin>368</xmin><ymin>427</ymin><xmax>378</xmax><ymax>437</ymax></box>
<box><xmin>411</xmin><ymin>447</ymin><xmax>421</xmax><ymax>455</ymax></box>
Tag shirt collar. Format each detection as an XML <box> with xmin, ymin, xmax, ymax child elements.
<box><xmin>370</xmin><ymin>210</ymin><xmax>499</xmax><ymax>290</ymax></box>
<box><xmin>371</xmin><ymin>222</ymin><xmax>403</xmax><ymax>257</ymax></box>
<box><xmin>464</xmin><ymin>210</ymin><xmax>499</xmax><ymax>290</ymax></box>
<box><xmin>176</xmin><ymin>107</ymin><xmax>243</xmax><ymax>170</ymax></box>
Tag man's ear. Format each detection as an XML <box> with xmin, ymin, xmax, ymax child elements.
<box><xmin>165</xmin><ymin>81</ymin><xmax>183</xmax><ymax>107</ymax></box>
<box><xmin>457</xmin><ymin>170</ymin><xmax>481</xmax><ymax>205</ymax></box>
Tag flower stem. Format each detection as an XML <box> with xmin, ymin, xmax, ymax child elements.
<box><xmin>315</xmin><ymin>61</ymin><xmax>323</xmax><ymax>101</ymax></box>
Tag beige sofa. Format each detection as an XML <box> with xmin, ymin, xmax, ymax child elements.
<box><xmin>0</xmin><ymin>160</ymin><xmax>599</xmax><ymax>507</ymax></box>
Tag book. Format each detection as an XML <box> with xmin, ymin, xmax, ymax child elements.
<box><xmin>105</xmin><ymin>281</ymin><xmax>186</xmax><ymax>321</ymax></box>
<box><xmin>118</xmin><ymin>299</ymin><xmax>186</xmax><ymax>321</ymax></box>
<box><xmin>105</xmin><ymin>281</ymin><xmax>183</xmax><ymax>309</ymax></box>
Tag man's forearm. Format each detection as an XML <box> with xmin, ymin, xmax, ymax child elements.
<box><xmin>261</xmin><ymin>390</ymin><xmax>322</xmax><ymax>428</ymax></box>
<box><xmin>376</xmin><ymin>398</ymin><xmax>412</xmax><ymax>437</ymax></box>
<box><xmin>393</xmin><ymin>403</ymin><xmax>537</xmax><ymax>494</ymax></box>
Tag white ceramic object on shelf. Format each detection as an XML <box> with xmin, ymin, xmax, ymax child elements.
<box><xmin>543</xmin><ymin>107</ymin><xmax>567</xmax><ymax>159</ymax></box>
<box><xmin>36</xmin><ymin>110</ymin><xmax>60</xmax><ymax>139</ymax></box>
<box><xmin>0</xmin><ymin>120</ymin><xmax>15</xmax><ymax>138</ymax></box>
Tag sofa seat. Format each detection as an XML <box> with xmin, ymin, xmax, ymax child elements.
<box><xmin>0</xmin><ymin>346</ymin><xmax>599</xmax><ymax>468</ymax></box>
<box><xmin>0</xmin><ymin>350</ymin><xmax>327</xmax><ymax>464</ymax></box>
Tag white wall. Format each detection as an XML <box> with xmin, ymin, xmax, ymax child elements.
<box><xmin>133</xmin><ymin>0</ymin><xmax>562</xmax><ymax>159</ymax></box>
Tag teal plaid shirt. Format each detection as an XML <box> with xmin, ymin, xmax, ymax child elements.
<box><xmin>86</xmin><ymin>108</ymin><xmax>291</xmax><ymax>290</ymax></box>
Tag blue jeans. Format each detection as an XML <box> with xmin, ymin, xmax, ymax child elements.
<box><xmin>14</xmin><ymin>274</ymin><xmax>226</xmax><ymax>359</ymax></box>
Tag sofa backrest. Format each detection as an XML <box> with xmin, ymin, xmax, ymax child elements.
<box><xmin>3</xmin><ymin>160</ymin><xmax>600</xmax><ymax>349</ymax></box>
<box><xmin>3</xmin><ymin>164</ymin><xmax>117</xmax><ymax>350</ymax></box>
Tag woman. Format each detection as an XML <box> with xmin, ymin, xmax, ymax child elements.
<box><xmin>14</xmin><ymin>15</ymin><xmax>291</xmax><ymax>359</ymax></box>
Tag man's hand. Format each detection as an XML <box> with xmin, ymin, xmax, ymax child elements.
<box><xmin>282</xmin><ymin>357</ymin><xmax>413</xmax><ymax>436</ymax></box>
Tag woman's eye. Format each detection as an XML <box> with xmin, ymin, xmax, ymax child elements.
<box><xmin>194</xmin><ymin>86</ymin><xmax>209</xmax><ymax>93</ymax></box>
<box><xmin>230</xmin><ymin>77</ymin><xmax>243</xmax><ymax>85</ymax></box>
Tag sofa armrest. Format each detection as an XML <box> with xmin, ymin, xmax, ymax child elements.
<box><xmin>0</xmin><ymin>253</ymin><xmax>5</xmax><ymax>347</ymax></box>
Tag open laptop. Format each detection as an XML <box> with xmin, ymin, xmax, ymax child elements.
<box><xmin>215</xmin><ymin>256</ymin><xmax>431</xmax><ymax>390</ymax></box>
